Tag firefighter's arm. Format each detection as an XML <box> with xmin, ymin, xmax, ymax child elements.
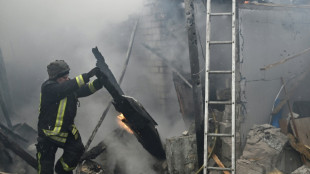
<box><xmin>75</xmin><ymin>78</ymin><xmax>103</xmax><ymax>98</ymax></box>
<box><xmin>44</xmin><ymin>74</ymin><xmax>89</xmax><ymax>100</ymax></box>
<box><xmin>44</xmin><ymin>67</ymin><xmax>100</xmax><ymax>100</ymax></box>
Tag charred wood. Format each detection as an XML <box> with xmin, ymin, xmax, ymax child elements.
<box><xmin>0</xmin><ymin>130</ymin><xmax>37</xmax><ymax>169</ymax></box>
<box><xmin>184</xmin><ymin>0</ymin><xmax>204</xmax><ymax>168</ymax></box>
<box><xmin>0</xmin><ymin>141</ymin><xmax>13</xmax><ymax>170</ymax></box>
<box><xmin>0</xmin><ymin>49</ymin><xmax>13</xmax><ymax>128</ymax></box>
<box><xmin>84</xmin><ymin>19</ymin><xmax>139</xmax><ymax>151</ymax></box>
<box><xmin>80</xmin><ymin>160</ymin><xmax>104</xmax><ymax>174</ymax></box>
<box><xmin>172</xmin><ymin>72</ymin><xmax>195</xmax><ymax>128</ymax></box>
<box><xmin>80</xmin><ymin>141</ymin><xmax>106</xmax><ymax>162</ymax></box>
<box><xmin>0</xmin><ymin>122</ymin><xmax>27</xmax><ymax>143</ymax></box>
<box><xmin>0</xmin><ymin>92</ymin><xmax>12</xmax><ymax>129</ymax></box>
<box><xmin>92</xmin><ymin>47</ymin><xmax>166</xmax><ymax>160</ymax></box>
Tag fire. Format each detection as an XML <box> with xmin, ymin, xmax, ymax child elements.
<box><xmin>244</xmin><ymin>1</ymin><xmax>250</xmax><ymax>4</ymax></box>
<box><xmin>117</xmin><ymin>113</ymin><xmax>134</xmax><ymax>134</ymax></box>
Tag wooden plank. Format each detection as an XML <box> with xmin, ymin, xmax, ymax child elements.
<box><xmin>288</xmin><ymin>133</ymin><xmax>310</xmax><ymax>161</ymax></box>
<box><xmin>0</xmin><ymin>122</ymin><xmax>28</xmax><ymax>142</ymax></box>
<box><xmin>290</xmin><ymin>117</ymin><xmax>310</xmax><ymax>146</ymax></box>
<box><xmin>80</xmin><ymin>141</ymin><xmax>106</xmax><ymax>162</ymax></box>
<box><xmin>279</xmin><ymin>118</ymin><xmax>288</xmax><ymax>134</ymax></box>
<box><xmin>208</xmin><ymin>147</ymin><xmax>230</xmax><ymax>174</ymax></box>
<box><xmin>172</xmin><ymin>72</ymin><xmax>194</xmax><ymax>128</ymax></box>
<box><xmin>185</xmin><ymin>0</ymin><xmax>204</xmax><ymax>168</ymax></box>
<box><xmin>0</xmin><ymin>92</ymin><xmax>12</xmax><ymax>128</ymax></box>
<box><xmin>0</xmin><ymin>130</ymin><xmax>37</xmax><ymax>169</ymax></box>
<box><xmin>93</xmin><ymin>47</ymin><xmax>166</xmax><ymax>160</ymax></box>
<box><xmin>0</xmin><ymin>49</ymin><xmax>13</xmax><ymax>128</ymax></box>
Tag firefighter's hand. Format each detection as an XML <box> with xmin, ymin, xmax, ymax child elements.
<box><xmin>95</xmin><ymin>69</ymin><xmax>104</xmax><ymax>79</ymax></box>
<box><xmin>92</xmin><ymin>75</ymin><xmax>106</xmax><ymax>90</ymax></box>
<box><xmin>87</xmin><ymin>67</ymin><xmax>101</xmax><ymax>79</ymax></box>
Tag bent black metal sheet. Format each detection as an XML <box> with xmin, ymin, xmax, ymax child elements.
<box><xmin>92</xmin><ymin>47</ymin><xmax>166</xmax><ymax>160</ymax></box>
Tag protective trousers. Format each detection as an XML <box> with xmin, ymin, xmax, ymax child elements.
<box><xmin>36</xmin><ymin>132</ymin><xmax>85</xmax><ymax>174</ymax></box>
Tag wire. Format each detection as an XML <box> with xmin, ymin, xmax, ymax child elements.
<box><xmin>195</xmin><ymin>165</ymin><xmax>204</xmax><ymax>174</ymax></box>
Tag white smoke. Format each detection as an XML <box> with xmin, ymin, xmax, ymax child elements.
<box><xmin>0</xmin><ymin>0</ymin><xmax>190</xmax><ymax>173</ymax></box>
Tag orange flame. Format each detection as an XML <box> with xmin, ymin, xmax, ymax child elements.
<box><xmin>117</xmin><ymin>113</ymin><xmax>134</xmax><ymax>134</ymax></box>
<box><xmin>244</xmin><ymin>1</ymin><xmax>250</xmax><ymax>4</ymax></box>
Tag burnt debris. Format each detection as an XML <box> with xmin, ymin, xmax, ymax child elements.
<box><xmin>92</xmin><ymin>47</ymin><xmax>166</xmax><ymax>160</ymax></box>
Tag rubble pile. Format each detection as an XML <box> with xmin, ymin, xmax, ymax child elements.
<box><xmin>291</xmin><ymin>165</ymin><xmax>310</xmax><ymax>174</ymax></box>
<box><xmin>0</xmin><ymin>123</ymin><xmax>37</xmax><ymax>173</ymax></box>
<box><xmin>166</xmin><ymin>134</ymin><xmax>198</xmax><ymax>174</ymax></box>
<box><xmin>236</xmin><ymin>124</ymin><xmax>304</xmax><ymax>174</ymax></box>
<box><xmin>80</xmin><ymin>160</ymin><xmax>104</xmax><ymax>174</ymax></box>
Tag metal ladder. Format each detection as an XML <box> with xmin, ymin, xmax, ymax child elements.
<box><xmin>204</xmin><ymin>0</ymin><xmax>236</xmax><ymax>174</ymax></box>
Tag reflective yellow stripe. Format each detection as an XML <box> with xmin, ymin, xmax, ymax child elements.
<box><xmin>71</xmin><ymin>125</ymin><xmax>79</xmax><ymax>140</ymax></box>
<box><xmin>54</xmin><ymin>98</ymin><xmax>67</xmax><ymax>132</ymax></box>
<box><xmin>43</xmin><ymin>130</ymin><xmax>68</xmax><ymax>137</ymax></box>
<box><xmin>88</xmin><ymin>80</ymin><xmax>97</xmax><ymax>93</ymax></box>
<box><xmin>72</xmin><ymin>127</ymin><xmax>77</xmax><ymax>135</ymax></box>
<box><xmin>75</xmin><ymin>74</ymin><xmax>85</xmax><ymax>87</ymax></box>
<box><xmin>50</xmin><ymin>135</ymin><xmax>66</xmax><ymax>143</ymax></box>
<box><xmin>74</xmin><ymin>133</ymin><xmax>79</xmax><ymax>140</ymax></box>
<box><xmin>37</xmin><ymin>152</ymin><xmax>41</xmax><ymax>174</ymax></box>
<box><xmin>60</xmin><ymin>157</ymin><xmax>76</xmax><ymax>171</ymax></box>
<box><xmin>59</xmin><ymin>132</ymin><xmax>68</xmax><ymax>137</ymax></box>
<box><xmin>43</xmin><ymin>97</ymin><xmax>68</xmax><ymax>143</ymax></box>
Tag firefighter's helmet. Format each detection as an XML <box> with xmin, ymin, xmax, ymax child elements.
<box><xmin>47</xmin><ymin>60</ymin><xmax>70</xmax><ymax>79</ymax></box>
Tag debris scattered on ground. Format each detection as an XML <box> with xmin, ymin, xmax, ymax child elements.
<box><xmin>166</xmin><ymin>134</ymin><xmax>198</xmax><ymax>174</ymax></box>
<box><xmin>80</xmin><ymin>160</ymin><xmax>104</xmax><ymax>174</ymax></box>
<box><xmin>291</xmin><ymin>165</ymin><xmax>310</xmax><ymax>174</ymax></box>
<box><xmin>236</xmin><ymin>124</ymin><xmax>289</xmax><ymax>173</ymax></box>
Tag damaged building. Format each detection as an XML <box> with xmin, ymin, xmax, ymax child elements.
<box><xmin>1</xmin><ymin>0</ymin><xmax>310</xmax><ymax>174</ymax></box>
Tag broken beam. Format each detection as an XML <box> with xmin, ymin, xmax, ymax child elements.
<box><xmin>288</xmin><ymin>133</ymin><xmax>310</xmax><ymax>161</ymax></box>
<box><xmin>185</xmin><ymin>0</ymin><xmax>204</xmax><ymax>169</ymax></box>
<box><xmin>0</xmin><ymin>129</ymin><xmax>37</xmax><ymax>169</ymax></box>
<box><xmin>260</xmin><ymin>47</ymin><xmax>310</xmax><ymax>71</ymax></box>
<box><xmin>80</xmin><ymin>141</ymin><xmax>106</xmax><ymax>162</ymax></box>
<box><xmin>208</xmin><ymin>147</ymin><xmax>230</xmax><ymax>174</ymax></box>
<box><xmin>93</xmin><ymin>47</ymin><xmax>166</xmax><ymax>160</ymax></box>
<box><xmin>84</xmin><ymin>18</ymin><xmax>139</xmax><ymax>151</ymax></box>
<box><xmin>0</xmin><ymin>122</ymin><xmax>27</xmax><ymax>142</ymax></box>
<box><xmin>0</xmin><ymin>92</ymin><xmax>12</xmax><ymax>128</ymax></box>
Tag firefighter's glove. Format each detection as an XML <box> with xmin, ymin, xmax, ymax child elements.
<box><xmin>95</xmin><ymin>69</ymin><xmax>104</xmax><ymax>79</ymax></box>
<box><xmin>87</xmin><ymin>67</ymin><xmax>101</xmax><ymax>79</ymax></box>
<box><xmin>83</xmin><ymin>67</ymin><xmax>100</xmax><ymax>83</ymax></box>
<box><xmin>93</xmin><ymin>78</ymin><xmax>103</xmax><ymax>90</ymax></box>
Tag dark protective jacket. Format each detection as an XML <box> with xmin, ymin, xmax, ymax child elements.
<box><xmin>38</xmin><ymin>74</ymin><xmax>102</xmax><ymax>145</ymax></box>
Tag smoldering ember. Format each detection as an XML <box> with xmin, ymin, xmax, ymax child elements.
<box><xmin>1</xmin><ymin>0</ymin><xmax>310</xmax><ymax>174</ymax></box>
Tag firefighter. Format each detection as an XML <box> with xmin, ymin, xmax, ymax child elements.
<box><xmin>36</xmin><ymin>60</ymin><xmax>103</xmax><ymax>174</ymax></box>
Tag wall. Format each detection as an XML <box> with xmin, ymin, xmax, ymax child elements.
<box><xmin>238</xmin><ymin>4</ymin><xmax>310</xmax><ymax>146</ymax></box>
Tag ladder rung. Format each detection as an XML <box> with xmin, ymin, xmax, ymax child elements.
<box><xmin>210</xmin><ymin>12</ymin><xmax>233</xmax><ymax>16</ymax></box>
<box><xmin>207</xmin><ymin>167</ymin><xmax>233</xmax><ymax>171</ymax></box>
<box><xmin>208</xmin><ymin>101</ymin><xmax>232</xmax><ymax>105</ymax></box>
<box><xmin>208</xmin><ymin>70</ymin><xmax>232</xmax><ymax>74</ymax></box>
<box><xmin>207</xmin><ymin>133</ymin><xmax>234</xmax><ymax>137</ymax></box>
<box><xmin>209</xmin><ymin>41</ymin><xmax>233</xmax><ymax>44</ymax></box>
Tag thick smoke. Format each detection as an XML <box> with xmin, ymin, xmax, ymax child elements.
<box><xmin>0</xmin><ymin>0</ymin><xmax>190</xmax><ymax>173</ymax></box>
